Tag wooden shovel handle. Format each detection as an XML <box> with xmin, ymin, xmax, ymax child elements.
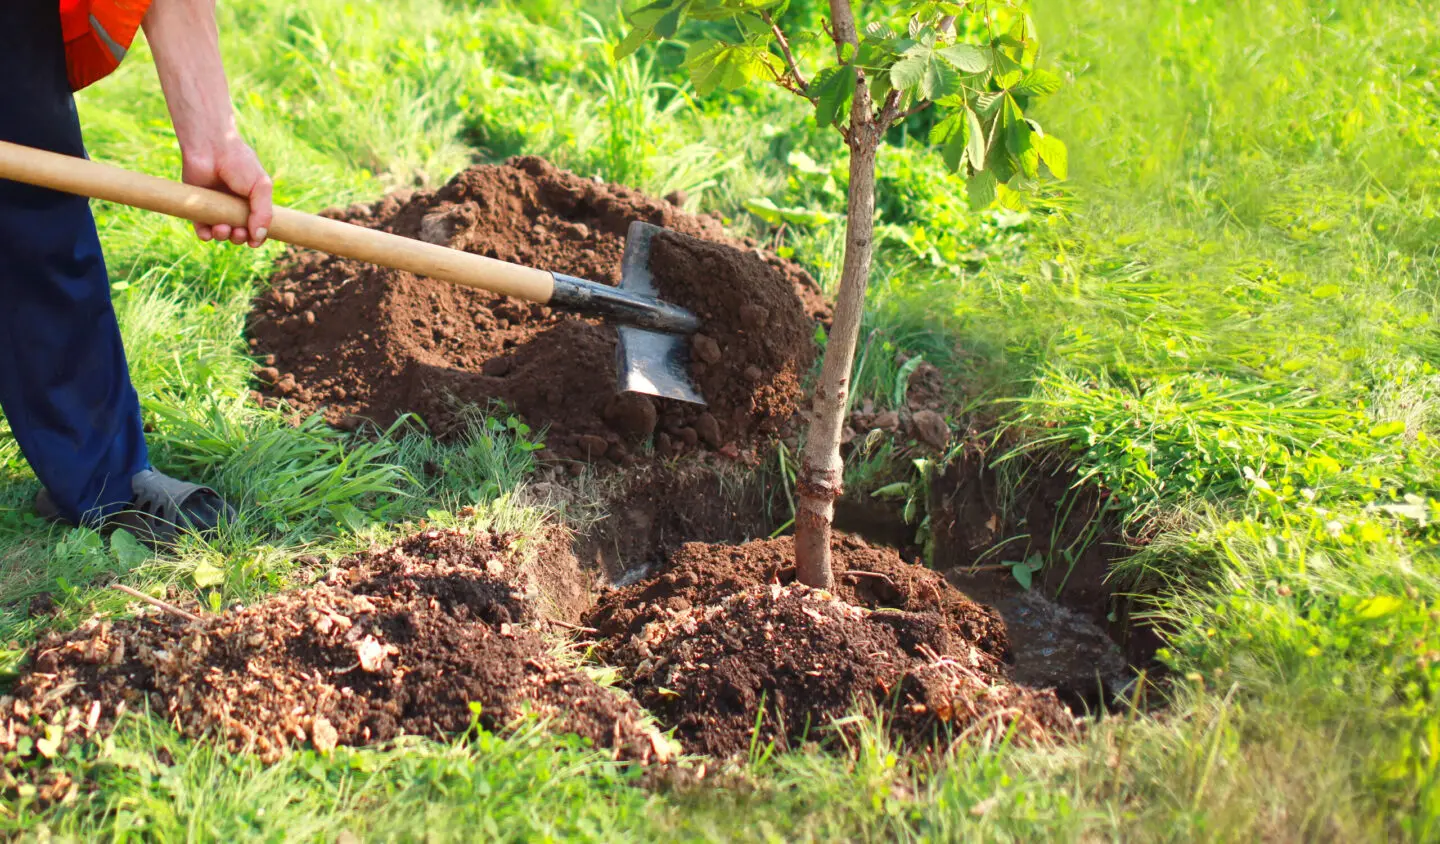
<box><xmin>0</xmin><ymin>140</ymin><xmax>556</xmax><ymax>303</ymax></box>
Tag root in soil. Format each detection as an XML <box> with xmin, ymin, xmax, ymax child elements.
<box><xmin>0</xmin><ymin>529</ymin><xmax>668</xmax><ymax>772</ymax></box>
<box><xmin>247</xmin><ymin>156</ymin><xmax>826</xmax><ymax>464</ymax></box>
<box><xmin>585</xmin><ymin>534</ymin><xmax>1075</xmax><ymax>758</ymax></box>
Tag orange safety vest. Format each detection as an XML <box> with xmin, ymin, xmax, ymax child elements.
<box><xmin>59</xmin><ymin>0</ymin><xmax>152</xmax><ymax>91</ymax></box>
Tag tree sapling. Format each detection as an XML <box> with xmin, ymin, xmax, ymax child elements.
<box><xmin>619</xmin><ymin>0</ymin><xmax>1067</xmax><ymax>586</ymax></box>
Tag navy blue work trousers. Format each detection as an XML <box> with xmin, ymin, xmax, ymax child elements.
<box><xmin>0</xmin><ymin>1</ymin><xmax>150</xmax><ymax>524</ymax></box>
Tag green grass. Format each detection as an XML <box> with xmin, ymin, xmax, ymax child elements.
<box><xmin>2</xmin><ymin>0</ymin><xmax>1439</xmax><ymax>838</ymax></box>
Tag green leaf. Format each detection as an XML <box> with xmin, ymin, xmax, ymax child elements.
<box><xmin>192</xmin><ymin>559</ymin><xmax>225</xmax><ymax>589</ymax></box>
<box><xmin>890</xmin><ymin>39</ymin><xmax>962</xmax><ymax>100</ymax></box>
<box><xmin>1011</xmin><ymin>561</ymin><xmax>1033</xmax><ymax>590</ymax></box>
<box><xmin>615</xmin><ymin>26</ymin><xmax>653</xmax><ymax>59</ymax></box>
<box><xmin>36</xmin><ymin>724</ymin><xmax>63</xmax><ymax>759</ymax></box>
<box><xmin>973</xmin><ymin>91</ymin><xmax>1003</xmax><ymax>118</ymax></box>
<box><xmin>1015</xmin><ymin>68</ymin><xmax>1062</xmax><ymax>96</ymax></box>
<box><xmin>992</xmin><ymin>50</ymin><xmax>1025</xmax><ymax>89</ymax></box>
<box><xmin>937</xmin><ymin>43</ymin><xmax>990</xmax><ymax>73</ymax></box>
<box><xmin>787</xmin><ymin>149</ymin><xmax>827</xmax><ymax>174</ymax></box>
<box><xmin>1000</xmin><ymin>93</ymin><xmax>1024</xmax><ymax>133</ymax></box>
<box><xmin>872</xmin><ymin>482</ymin><xmax>912</xmax><ymax>500</ymax></box>
<box><xmin>685</xmin><ymin>38</ymin><xmax>781</xmax><ymax>95</ymax></box>
<box><xmin>893</xmin><ymin>356</ymin><xmax>926</xmax><ymax>408</ymax></box>
<box><xmin>965</xmin><ymin>107</ymin><xmax>986</xmax><ymax>170</ymax></box>
<box><xmin>654</xmin><ymin>0</ymin><xmax>687</xmax><ymax>37</ymax></box>
<box><xmin>328</xmin><ymin>502</ymin><xmax>367</xmax><ymax>532</ymax></box>
<box><xmin>1007</xmin><ymin>13</ymin><xmax>1040</xmax><ymax>65</ymax></box>
<box><xmin>1353</xmin><ymin>595</ymin><xmax>1404</xmax><ymax>621</ymax></box>
<box><xmin>743</xmin><ymin>197</ymin><xmax>836</xmax><ymax>227</ymax></box>
<box><xmin>1310</xmin><ymin>284</ymin><xmax>1343</xmax><ymax>299</ymax></box>
<box><xmin>996</xmin><ymin>179</ymin><xmax>1026</xmax><ymax>211</ymax></box>
<box><xmin>615</xmin><ymin>0</ymin><xmax>688</xmax><ymax>59</ymax></box>
<box><xmin>1036</xmin><ymin>134</ymin><xmax>1068</xmax><ymax>179</ymax></box>
<box><xmin>928</xmin><ymin>111</ymin><xmax>969</xmax><ymax>172</ymax></box>
<box><xmin>1010</xmin><ymin>123</ymin><xmax>1040</xmax><ymax>178</ymax></box>
<box><xmin>1369</xmin><ymin>420</ymin><xmax>1406</xmax><ymax>438</ymax></box>
<box><xmin>864</xmin><ymin>20</ymin><xmax>896</xmax><ymax>40</ymax></box>
<box><xmin>110</xmin><ymin>529</ymin><xmax>150</xmax><ymax>570</ymax></box>
<box><xmin>967</xmin><ymin>170</ymin><xmax>997</xmax><ymax>209</ymax></box>
<box><xmin>809</xmin><ymin>65</ymin><xmax>856</xmax><ymax>129</ymax></box>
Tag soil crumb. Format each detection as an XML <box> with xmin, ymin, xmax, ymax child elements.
<box><xmin>248</xmin><ymin>156</ymin><xmax>825</xmax><ymax>463</ymax></box>
<box><xmin>585</xmin><ymin>535</ymin><xmax>1074</xmax><ymax>758</ymax></box>
<box><xmin>0</xmin><ymin>529</ymin><xmax>668</xmax><ymax>771</ymax></box>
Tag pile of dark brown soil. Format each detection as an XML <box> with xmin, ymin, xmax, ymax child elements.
<box><xmin>584</xmin><ymin>535</ymin><xmax>1074</xmax><ymax>758</ymax></box>
<box><xmin>247</xmin><ymin>156</ymin><xmax>826</xmax><ymax>463</ymax></box>
<box><xmin>0</xmin><ymin>529</ymin><xmax>668</xmax><ymax>768</ymax></box>
<box><xmin>586</xmin><ymin>534</ymin><xmax>1009</xmax><ymax>661</ymax></box>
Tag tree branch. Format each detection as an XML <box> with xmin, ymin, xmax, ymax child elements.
<box><xmin>763</xmin><ymin>58</ymin><xmax>809</xmax><ymax>98</ymax></box>
<box><xmin>113</xmin><ymin>583</ymin><xmax>203</xmax><ymax>623</ymax></box>
<box><xmin>890</xmin><ymin>98</ymin><xmax>934</xmax><ymax>126</ymax></box>
<box><xmin>875</xmin><ymin>89</ymin><xmax>903</xmax><ymax>127</ymax></box>
<box><xmin>762</xmin><ymin>10</ymin><xmax>808</xmax><ymax>92</ymax></box>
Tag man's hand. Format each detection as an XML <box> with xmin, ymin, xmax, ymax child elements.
<box><xmin>144</xmin><ymin>0</ymin><xmax>271</xmax><ymax>247</ymax></box>
<box><xmin>181</xmin><ymin>136</ymin><xmax>272</xmax><ymax>246</ymax></box>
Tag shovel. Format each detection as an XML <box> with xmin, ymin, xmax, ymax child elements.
<box><xmin>0</xmin><ymin>140</ymin><xmax>706</xmax><ymax>405</ymax></box>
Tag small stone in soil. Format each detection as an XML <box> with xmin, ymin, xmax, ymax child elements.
<box><xmin>694</xmin><ymin>413</ymin><xmax>722</xmax><ymax>449</ymax></box>
<box><xmin>911</xmin><ymin>409</ymin><xmax>950</xmax><ymax>450</ymax></box>
<box><xmin>738</xmin><ymin>303</ymin><xmax>769</xmax><ymax>330</ymax></box>
<box><xmin>691</xmin><ymin>334</ymin><xmax>722</xmax><ymax>365</ymax></box>
<box><xmin>577</xmin><ymin>435</ymin><xmax>610</xmax><ymax>457</ymax></box>
<box><xmin>603</xmin><ymin>393</ymin><xmax>658</xmax><ymax>439</ymax></box>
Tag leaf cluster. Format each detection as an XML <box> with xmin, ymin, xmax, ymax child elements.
<box><xmin>617</xmin><ymin>0</ymin><xmax>1066</xmax><ymax>208</ymax></box>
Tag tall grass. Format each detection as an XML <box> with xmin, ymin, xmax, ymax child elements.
<box><xmin>1</xmin><ymin>0</ymin><xmax>1437</xmax><ymax>837</ymax></box>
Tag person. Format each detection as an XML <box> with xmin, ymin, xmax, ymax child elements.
<box><xmin>2</xmin><ymin>0</ymin><xmax>271</xmax><ymax>544</ymax></box>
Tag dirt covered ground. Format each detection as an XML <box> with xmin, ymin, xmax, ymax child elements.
<box><xmin>585</xmin><ymin>534</ymin><xmax>1075</xmax><ymax>758</ymax></box>
<box><xmin>0</xmin><ymin>529</ymin><xmax>668</xmax><ymax>772</ymax></box>
<box><xmin>248</xmin><ymin>156</ymin><xmax>826</xmax><ymax>463</ymax></box>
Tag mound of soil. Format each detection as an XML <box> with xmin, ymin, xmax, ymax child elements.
<box><xmin>586</xmin><ymin>534</ymin><xmax>1008</xmax><ymax>661</ymax></box>
<box><xmin>0</xmin><ymin>529</ymin><xmax>668</xmax><ymax>769</ymax></box>
<box><xmin>585</xmin><ymin>535</ymin><xmax>1074</xmax><ymax>757</ymax></box>
<box><xmin>247</xmin><ymin>156</ymin><xmax>825</xmax><ymax>463</ymax></box>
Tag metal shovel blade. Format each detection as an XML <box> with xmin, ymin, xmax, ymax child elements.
<box><xmin>614</xmin><ymin>221</ymin><xmax>706</xmax><ymax>405</ymax></box>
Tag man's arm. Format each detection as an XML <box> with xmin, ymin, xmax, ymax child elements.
<box><xmin>143</xmin><ymin>0</ymin><xmax>271</xmax><ymax>247</ymax></box>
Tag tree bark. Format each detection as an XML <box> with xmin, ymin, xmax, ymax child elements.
<box><xmin>794</xmin><ymin>2</ymin><xmax>880</xmax><ymax>587</ymax></box>
<box><xmin>794</xmin><ymin>137</ymin><xmax>878</xmax><ymax>588</ymax></box>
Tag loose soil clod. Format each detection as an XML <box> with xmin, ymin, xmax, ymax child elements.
<box><xmin>248</xmin><ymin>156</ymin><xmax>825</xmax><ymax>463</ymax></box>
<box><xmin>585</xmin><ymin>534</ymin><xmax>1075</xmax><ymax>758</ymax></box>
<box><xmin>0</xmin><ymin>529</ymin><xmax>667</xmax><ymax>768</ymax></box>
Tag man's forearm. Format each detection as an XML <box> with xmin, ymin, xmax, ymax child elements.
<box><xmin>141</xmin><ymin>0</ymin><xmax>272</xmax><ymax>246</ymax></box>
<box><xmin>143</xmin><ymin>0</ymin><xmax>236</xmax><ymax>159</ymax></box>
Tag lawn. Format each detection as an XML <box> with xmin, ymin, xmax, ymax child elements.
<box><xmin>2</xmin><ymin>0</ymin><xmax>1438</xmax><ymax>839</ymax></box>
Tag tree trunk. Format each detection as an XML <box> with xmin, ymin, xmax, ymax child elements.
<box><xmin>794</xmin><ymin>132</ymin><xmax>880</xmax><ymax>588</ymax></box>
